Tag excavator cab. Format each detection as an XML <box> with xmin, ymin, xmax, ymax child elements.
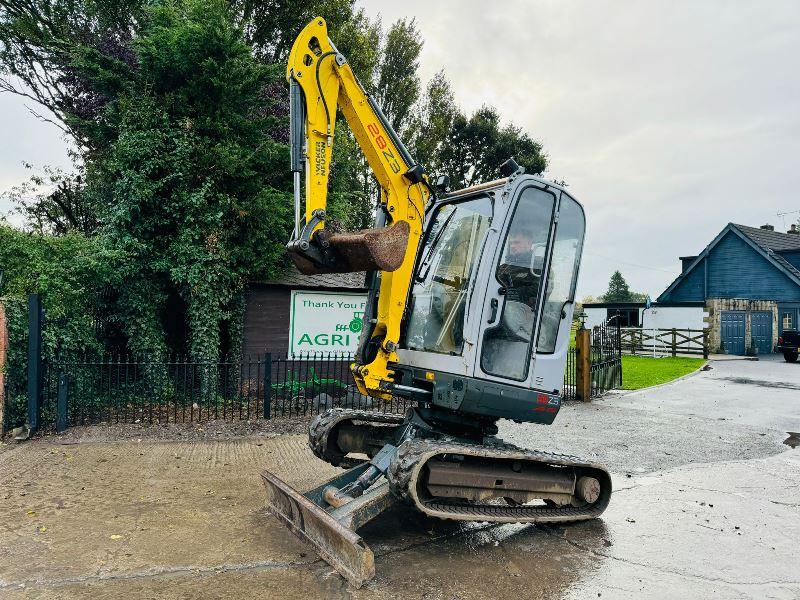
<box><xmin>393</xmin><ymin>173</ymin><xmax>585</xmax><ymax>425</ymax></box>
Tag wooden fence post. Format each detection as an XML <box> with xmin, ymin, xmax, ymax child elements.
<box><xmin>575</xmin><ymin>328</ymin><xmax>592</xmax><ymax>402</ymax></box>
<box><xmin>0</xmin><ymin>300</ymin><xmax>7</xmax><ymax>435</ymax></box>
<box><xmin>703</xmin><ymin>329</ymin><xmax>709</xmax><ymax>359</ymax></box>
<box><xmin>671</xmin><ymin>328</ymin><xmax>677</xmax><ymax>357</ymax></box>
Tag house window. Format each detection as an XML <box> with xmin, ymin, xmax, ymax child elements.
<box><xmin>783</xmin><ymin>312</ymin><xmax>795</xmax><ymax>331</ymax></box>
<box><xmin>607</xmin><ymin>308</ymin><xmax>639</xmax><ymax>327</ymax></box>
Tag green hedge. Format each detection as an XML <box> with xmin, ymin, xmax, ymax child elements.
<box><xmin>1</xmin><ymin>223</ymin><xmax>113</xmax><ymax>428</ymax></box>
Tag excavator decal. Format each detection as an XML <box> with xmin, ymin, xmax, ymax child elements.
<box><xmin>367</xmin><ymin>122</ymin><xmax>402</xmax><ymax>173</ymax></box>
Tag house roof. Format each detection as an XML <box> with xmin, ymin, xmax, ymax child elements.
<box><xmin>734</xmin><ymin>224</ymin><xmax>800</xmax><ymax>253</ymax></box>
<box><xmin>257</xmin><ymin>263</ymin><xmax>367</xmax><ymax>290</ymax></box>
<box><xmin>658</xmin><ymin>223</ymin><xmax>800</xmax><ymax>301</ymax></box>
<box><xmin>734</xmin><ymin>224</ymin><xmax>800</xmax><ymax>281</ymax></box>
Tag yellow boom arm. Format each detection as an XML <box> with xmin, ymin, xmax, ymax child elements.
<box><xmin>286</xmin><ymin>17</ymin><xmax>430</xmax><ymax>399</ymax></box>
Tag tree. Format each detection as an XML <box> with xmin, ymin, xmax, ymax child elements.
<box><xmin>4</xmin><ymin>165</ymin><xmax>100</xmax><ymax>235</ymax></box>
<box><xmin>232</xmin><ymin>0</ymin><xmax>357</xmax><ymax>64</ymax></box>
<box><xmin>408</xmin><ymin>70</ymin><xmax>458</xmax><ymax>176</ymax></box>
<box><xmin>93</xmin><ymin>0</ymin><xmax>292</xmax><ymax>359</ymax></box>
<box><xmin>0</xmin><ymin>0</ymin><xmax>146</xmax><ymax>151</ymax></box>
<box><xmin>600</xmin><ymin>271</ymin><xmax>634</xmax><ymax>303</ymax></box>
<box><xmin>0</xmin><ymin>0</ymin><xmax>147</xmax><ymax>235</ymax></box>
<box><xmin>374</xmin><ymin>18</ymin><xmax>422</xmax><ymax>135</ymax></box>
<box><xmin>437</xmin><ymin>105</ymin><xmax>547</xmax><ymax>189</ymax></box>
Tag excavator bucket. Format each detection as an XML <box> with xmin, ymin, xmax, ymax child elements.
<box><xmin>261</xmin><ymin>462</ymin><xmax>396</xmax><ymax>588</ymax></box>
<box><xmin>288</xmin><ymin>220</ymin><xmax>410</xmax><ymax>275</ymax></box>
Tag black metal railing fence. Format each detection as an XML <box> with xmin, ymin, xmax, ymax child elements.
<box><xmin>36</xmin><ymin>347</ymin><xmax>587</xmax><ymax>430</ymax></box>
<box><xmin>562</xmin><ymin>347</ymin><xmax>577</xmax><ymax>401</ymax></box>
<box><xmin>40</xmin><ymin>351</ymin><xmax>413</xmax><ymax>429</ymax></box>
<box><xmin>590</xmin><ymin>320</ymin><xmax>623</xmax><ymax>396</ymax></box>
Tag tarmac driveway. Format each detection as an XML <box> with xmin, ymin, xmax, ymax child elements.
<box><xmin>609</xmin><ymin>353</ymin><xmax>800</xmax><ymax>432</ymax></box>
<box><xmin>1</xmin><ymin>355</ymin><xmax>798</xmax><ymax>599</ymax></box>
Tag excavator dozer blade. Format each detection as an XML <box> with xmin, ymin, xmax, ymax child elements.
<box><xmin>261</xmin><ymin>463</ymin><xmax>396</xmax><ymax>588</ymax></box>
<box><xmin>289</xmin><ymin>220</ymin><xmax>409</xmax><ymax>275</ymax></box>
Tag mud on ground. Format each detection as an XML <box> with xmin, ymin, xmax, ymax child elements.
<box><xmin>2</xmin><ymin>356</ymin><xmax>799</xmax><ymax>599</ymax></box>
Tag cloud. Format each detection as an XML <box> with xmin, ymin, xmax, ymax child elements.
<box><xmin>363</xmin><ymin>0</ymin><xmax>800</xmax><ymax>296</ymax></box>
<box><xmin>2</xmin><ymin>2</ymin><xmax>799</xmax><ymax>297</ymax></box>
<box><xmin>0</xmin><ymin>89</ymin><xmax>72</xmax><ymax>219</ymax></box>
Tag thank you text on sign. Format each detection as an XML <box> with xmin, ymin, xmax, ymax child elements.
<box><xmin>289</xmin><ymin>291</ymin><xmax>368</xmax><ymax>357</ymax></box>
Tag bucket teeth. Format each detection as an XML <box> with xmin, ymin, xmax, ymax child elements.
<box><xmin>289</xmin><ymin>220</ymin><xmax>409</xmax><ymax>275</ymax></box>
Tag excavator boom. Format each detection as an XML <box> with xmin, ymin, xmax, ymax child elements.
<box><xmin>285</xmin><ymin>17</ymin><xmax>430</xmax><ymax>401</ymax></box>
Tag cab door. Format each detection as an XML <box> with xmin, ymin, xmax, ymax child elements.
<box><xmin>475</xmin><ymin>183</ymin><xmax>558</xmax><ymax>387</ymax></box>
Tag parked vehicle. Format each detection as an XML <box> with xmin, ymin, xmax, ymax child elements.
<box><xmin>778</xmin><ymin>331</ymin><xmax>799</xmax><ymax>363</ymax></box>
<box><xmin>261</xmin><ymin>16</ymin><xmax>611</xmax><ymax>588</ymax></box>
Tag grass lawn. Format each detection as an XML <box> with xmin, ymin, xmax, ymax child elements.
<box><xmin>621</xmin><ymin>355</ymin><xmax>706</xmax><ymax>390</ymax></box>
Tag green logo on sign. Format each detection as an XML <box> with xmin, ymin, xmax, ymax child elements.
<box><xmin>348</xmin><ymin>312</ymin><xmax>363</xmax><ymax>333</ymax></box>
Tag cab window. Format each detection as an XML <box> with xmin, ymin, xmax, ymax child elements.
<box><xmin>536</xmin><ymin>195</ymin><xmax>585</xmax><ymax>353</ymax></box>
<box><xmin>405</xmin><ymin>196</ymin><xmax>493</xmax><ymax>355</ymax></box>
<box><xmin>481</xmin><ymin>187</ymin><xmax>555</xmax><ymax>379</ymax></box>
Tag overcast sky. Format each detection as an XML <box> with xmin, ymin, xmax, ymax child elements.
<box><xmin>2</xmin><ymin>1</ymin><xmax>799</xmax><ymax>298</ymax></box>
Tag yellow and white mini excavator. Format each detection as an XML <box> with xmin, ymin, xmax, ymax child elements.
<box><xmin>261</xmin><ymin>17</ymin><xmax>611</xmax><ymax>587</ymax></box>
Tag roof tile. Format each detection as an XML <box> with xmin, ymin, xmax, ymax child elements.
<box><xmin>733</xmin><ymin>224</ymin><xmax>800</xmax><ymax>252</ymax></box>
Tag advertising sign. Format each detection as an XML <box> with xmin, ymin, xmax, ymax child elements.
<box><xmin>289</xmin><ymin>290</ymin><xmax>368</xmax><ymax>357</ymax></box>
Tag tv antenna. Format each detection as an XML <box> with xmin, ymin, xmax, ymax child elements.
<box><xmin>776</xmin><ymin>208</ymin><xmax>800</xmax><ymax>229</ymax></box>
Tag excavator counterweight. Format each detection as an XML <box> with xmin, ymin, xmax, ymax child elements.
<box><xmin>260</xmin><ymin>16</ymin><xmax>612</xmax><ymax>587</ymax></box>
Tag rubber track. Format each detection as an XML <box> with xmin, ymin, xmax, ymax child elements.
<box><xmin>387</xmin><ymin>438</ymin><xmax>612</xmax><ymax>524</ymax></box>
<box><xmin>308</xmin><ymin>408</ymin><xmax>406</xmax><ymax>465</ymax></box>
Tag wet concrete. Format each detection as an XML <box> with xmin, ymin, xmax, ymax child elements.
<box><xmin>1</xmin><ymin>356</ymin><xmax>799</xmax><ymax>599</ymax></box>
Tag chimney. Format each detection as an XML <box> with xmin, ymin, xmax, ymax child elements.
<box><xmin>760</xmin><ymin>224</ymin><xmax>774</xmax><ymax>231</ymax></box>
<box><xmin>789</xmin><ymin>224</ymin><xmax>799</xmax><ymax>235</ymax></box>
<box><xmin>679</xmin><ymin>256</ymin><xmax>697</xmax><ymax>273</ymax></box>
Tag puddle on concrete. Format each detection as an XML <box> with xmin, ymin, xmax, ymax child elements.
<box><xmin>718</xmin><ymin>377</ymin><xmax>800</xmax><ymax>391</ymax></box>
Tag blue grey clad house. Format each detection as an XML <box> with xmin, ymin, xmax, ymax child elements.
<box><xmin>658</xmin><ymin>223</ymin><xmax>800</xmax><ymax>355</ymax></box>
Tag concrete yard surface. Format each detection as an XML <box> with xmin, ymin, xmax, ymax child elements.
<box><xmin>1</xmin><ymin>356</ymin><xmax>799</xmax><ymax>599</ymax></box>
